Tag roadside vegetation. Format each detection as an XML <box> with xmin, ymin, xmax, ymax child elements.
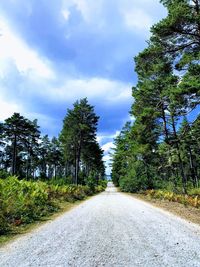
<box><xmin>112</xmin><ymin>0</ymin><xmax>200</xmax><ymax>206</ymax></box>
<box><xmin>0</xmin><ymin>176</ymin><xmax>106</xmax><ymax>235</ymax></box>
<box><xmin>0</xmin><ymin>98</ymin><xmax>106</xmax><ymax>237</ymax></box>
<box><xmin>144</xmin><ymin>188</ymin><xmax>200</xmax><ymax>209</ymax></box>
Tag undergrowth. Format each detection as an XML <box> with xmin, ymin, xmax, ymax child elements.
<box><xmin>144</xmin><ymin>189</ymin><xmax>200</xmax><ymax>209</ymax></box>
<box><xmin>0</xmin><ymin>176</ymin><xmax>106</xmax><ymax>234</ymax></box>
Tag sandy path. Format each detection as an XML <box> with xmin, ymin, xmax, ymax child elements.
<box><xmin>1</xmin><ymin>182</ymin><xmax>200</xmax><ymax>267</ymax></box>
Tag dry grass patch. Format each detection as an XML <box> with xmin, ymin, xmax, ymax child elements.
<box><xmin>132</xmin><ymin>193</ymin><xmax>200</xmax><ymax>226</ymax></box>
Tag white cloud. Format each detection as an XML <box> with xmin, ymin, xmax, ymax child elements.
<box><xmin>97</xmin><ymin>130</ymin><xmax>120</xmax><ymax>145</ymax></box>
<box><xmin>72</xmin><ymin>0</ymin><xmax>103</xmax><ymax>23</ymax></box>
<box><xmin>61</xmin><ymin>9</ymin><xmax>70</xmax><ymax>20</ymax></box>
<box><xmin>26</xmin><ymin>112</ymin><xmax>56</xmax><ymax>129</ymax></box>
<box><xmin>0</xmin><ymin>96</ymin><xmax>22</xmax><ymax>121</ymax></box>
<box><xmin>102</xmin><ymin>142</ymin><xmax>115</xmax><ymax>153</ymax></box>
<box><xmin>122</xmin><ymin>8</ymin><xmax>153</xmax><ymax>32</ymax></box>
<box><xmin>0</xmin><ymin>94</ymin><xmax>58</xmax><ymax>137</ymax></box>
<box><xmin>103</xmin><ymin>154</ymin><xmax>111</xmax><ymax>162</ymax></box>
<box><xmin>101</xmin><ymin>140</ymin><xmax>116</xmax><ymax>175</ymax></box>
<box><xmin>103</xmin><ymin>153</ymin><xmax>113</xmax><ymax>175</ymax></box>
<box><xmin>37</xmin><ymin>77</ymin><xmax>132</xmax><ymax>104</ymax></box>
<box><xmin>62</xmin><ymin>0</ymin><xmax>106</xmax><ymax>29</ymax></box>
<box><xmin>73</xmin><ymin>0</ymin><xmax>89</xmax><ymax>21</ymax></box>
<box><xmin>0</xmin><ymin>19</ymin><xmax>54</xmax><ymax>78</ymax></box>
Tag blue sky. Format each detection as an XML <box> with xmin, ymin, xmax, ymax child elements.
<box><xmin>0</xmin><ymin>0</ymin><xmax>166</xmax><ymax>174</ymax></box>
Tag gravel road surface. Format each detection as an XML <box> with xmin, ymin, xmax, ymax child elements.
<box><xmin>1</xmin><ymin>182</ymin><xmax>200</xmax><ymax>267</ymax></box>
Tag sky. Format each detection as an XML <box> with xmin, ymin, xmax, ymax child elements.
<box><xmin>0</xmin><ymin>0</ymin><xmax>166</xmax><ymax>174</ymax></box>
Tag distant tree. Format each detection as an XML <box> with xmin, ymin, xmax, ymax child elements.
<box><xmin>112</xmin><ymin>122</ymin><xmax>133</xmax><ymax>186</ymax></box>
<box><xmin>60</xmin><ymin>98</ymin><xmax>100</xmax><ymax>184</ymax></box>
<box><xmin>82</xmin><ymin>140</ymin><xmax>105</xmax><ymax>183</ymax></box>
<box><xmin>1</xmin><ymin>113</ymin><xmax>40</xmax><ymax>176</ymax></box>
<box><xmin>48</xmin><ymin>137</ymin><xmax>64</xmax><ymax>179</ymax></box>
<box><xmin>38</xmin><ymin>135</ymin><xmax>51</xmax><ymax>179</ymax></box>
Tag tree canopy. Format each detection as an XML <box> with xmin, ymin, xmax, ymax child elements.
<box><xmin>0</xmin><ymin>99</ymin><xmax>105</xmax><ymax>185</ymax></box>
<box><xmin>60</xmin><ymin>98</ymin><xmax>105</xmax><ymax>185</ymax></box>
<box><xmin>112</xmin><ymin>0</ymin><xmax>200</xmax><ymax>194</ymax></box>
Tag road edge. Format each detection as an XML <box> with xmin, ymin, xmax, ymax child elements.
<box><xmin>122</xmin><ymin>192</ymin><xmax>200</xmax><ymax>228</ymax></box>
<box><xmin>0</xmin><ymin>194</ymin><xmax>98</xmax><ymax>248</ymax></box>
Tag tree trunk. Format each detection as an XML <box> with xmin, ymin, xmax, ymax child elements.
<box><xmin>194</xmin><ymin>0</ymin><xmax>199</xmax><ymax>14</ymax></box>
<box><xmin>75</xmin><ymin>136</ymin><xmax>83</xmax><ymax>185</ymax></box>
<box><xmin>74</xmin><ymin>147</ymin><xmax>78</xmax><ymax>184</ymax></box>
<box><xmin>12</xmin><ymin>134</ymin><xmax>17</xmax><ymax>175</ymax></box>
<box><xmin>54</xmin><ymin>164</ymin><xmax>57</xmax><ymax>179</ymax></box>
<box><xmin>161</xmin><ymin>104</ymin><xmax>174</xmax><ymax>185</ymax></box>
<box><xmin>161</xmin><ymin>104</ymin><xmax>169</xmax><ymax>143</ymax></box>
<box><xmin>75</xmin><ymin>157</ymin><xmax>78</xmax><ymax>185</ymax></box>
<box><xmin>171</xmin><ymin>114</ymin><xmax>187</xmax><ymax>194</ymax></box>
<box><xmin>26</xmin><ymin>160</ymin><xmax>29</xmax><ymax>180</ymax></box>
<box><xmin>188</xmin><ymin>147</ymin><xmax>198</xmax><ymax>187</ymax></box>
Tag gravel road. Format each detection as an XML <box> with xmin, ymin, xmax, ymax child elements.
<box><xmin>1</xmin><ymin>182</ymin><xmax>200</xmax><ymax>267</ymax></box>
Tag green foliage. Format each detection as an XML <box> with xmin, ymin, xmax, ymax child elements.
<box><xmin>188</xmin><ymin>188</ymin><xmax>200</xmax><ymax>197</ymax></box>
<box><xmin>98</xmin><ymin>179</ymin><xmax>107</xmax><ymax>189</ymax></box>
<box><xmin>85</xmin><ymin>172</ymin><xmax>97</xmax><ymax>191</ymax></box>
<box><xmin>49</xmin><ymin>176</ymin><xmax>73</xmax><ymax>186</ymax></box>
<box><xmin>1</xmin><ymin>113</ymin><xmax>40</xmax><ymax>177</ymax></box>
<box><xmin>145</xmin><ymin>189</ymin><xmax>200</xmax><ymax>209</ymax></box>
<box><xmin>0</xmin><ymin>102</ymin><xmax>105</xmax><ymax>184</ymax></box>
<box><xmin>0</xmin><ymin>176</ymin><xmax>105</xmax><ymax>234</ymax></box>
<box><xmin>119</xmin><ymin>176</ymin><xmax>138</xmax><ymax>193</ymax></box>
<box><xmin>60</xmin><ymin>98</ymin><xmax>105</xmax><ymax>184</ymax></box>
<box><xmin>112</xmin><ymin>0</ymin><xmax>200</xmax><ymax>194</ymax></box>
<box><xmin>112</xmin><ymin>122</ymin><xmax>133</xmax><ymax>186</ymax></box>
<box><xmin>0</xmin><ymin>170</ymin><xmax>10</xmax><ymax>179</ymax></box>
<box><xmin>119</xmin><ymin>161</ymin><xmax>150</xmax><ymax>193</ymax></box>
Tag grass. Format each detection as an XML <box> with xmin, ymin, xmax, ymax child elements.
<box><xmin>131</xmin><ymin>193</ymin><xmax>200</xmax><ymax>226</ymax></box>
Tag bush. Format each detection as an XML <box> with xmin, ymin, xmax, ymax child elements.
<box><xmin>95</xmin><ymin>185</ymin><xmax>105</xmax><ymax>193</ymax></box>
<box><xmin>188</xmin><ymin>188</ymin><xmax>200</xmax><ymax>197</ymax></box>
<box><xmin>85</xmin><ymin>172</ymin><xmax>97</xmax><ymax>191</ymax></box>
<box><xmin>0</xmin><ymin>176</ymin><xmax>106</xmax><ymax>234</ymax></box>
<box><xmin>144</xmin><ymin>189</ymin><xmax>200</xmax><ymax>209</ymax></box>
<box><xmin>119</xmin><ymin>163</ymin><xmax>148</xmax><ymax>193</ymax></box>
<box><xmin>0</xmin><ymin>170</ymin><xmax>10</xmax><ymax>179</ymax></box>
<box><xmin>98</xmin><ymin>180</ymin><xmax>107</xmax><ymax>189</ymax></box>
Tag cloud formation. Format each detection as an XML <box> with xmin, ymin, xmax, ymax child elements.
<box><xmin>0</xmin><ymin>0</ymin><xmax>166</xmax><ymax>173</ymax></box>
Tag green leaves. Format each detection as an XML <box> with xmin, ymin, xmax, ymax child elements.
<box><xmin>60</xmin><ymin>98</ymin><xmax>104</xmax><ymax>184</ymax></box>
<box><xmin>112</xmin><ymin>0</ymin><xmax>200</xmax><ymax>193</ymax></box>
<box><xmin>0</xmin><ymin>176</ymin><xmax>105</xmax><ymax>234</ymax></box>
<box><xmin>1</xmin><ymin>113</ymin><xmax>40</xmax><ymax>177</ymax></box>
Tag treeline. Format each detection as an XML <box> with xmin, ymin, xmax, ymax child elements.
<box><xmin>0</xmin><ymin>98</ymin><xmax>105</xmax><ymax>186</ymax></box>
<box><xmin>112</xmin><ymin>0</ymin><xmax>200</xmax><ymax>194</ymax></box>
<box><xmin>0</xmin><ymin>98</ymin><xmax>106</xmax><ymax>233</ymax></box>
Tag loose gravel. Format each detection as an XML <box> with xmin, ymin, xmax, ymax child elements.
<box><xmin>1</xmin><ymin>182</ymin><xmax>200</xmax><ymax>267</ymax></box>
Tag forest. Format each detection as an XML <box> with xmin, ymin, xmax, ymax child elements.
<box><xmin>112</xmin><ymin>0</ymin><xmax>200</xmax><ymax>199</ymax></box>
<box><xmin>0</xmin><ymin>98</ymin><xmax>106</xmax><ymax>233</ymax></box>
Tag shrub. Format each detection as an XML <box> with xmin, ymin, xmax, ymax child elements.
<box><xmin>119</xmin><ymin>164</ymin><xmax>148</xmax><ymax>193</ymax></box>
<box><xmin>144</xmin><ymin>189</ymin><xmax>200</xmax><ymax>209</ymax></box>
<box><xmin>0</xmin><ymin>170</ymin><xmax>10</xmax><ymax>179</ymax></box>
<box><xmin>0</xmin><ymin>176</ymin><xmax>106</xmax><ymax>234</ymax></box>
<box><xmin>98</xmin><ymin>180</ymin><xmax>107</xmax><ymax>189</ymax></box>
<box><xmin>85</xmin><ymin>172</ymin><xmax>97</xmax><ymax>191</ymax></box>
<box><xmin>188</xmin><ymin>188</ymin><xmax>200</xmax><ymax>197</ymax></box>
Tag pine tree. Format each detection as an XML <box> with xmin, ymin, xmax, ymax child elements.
<box><xmin>60</xmin><ymin>98</ymin><xmax>100</xmax><ymax>184</ymax></box>
<box><xmin>2</xmin><ymin>113</ymin><xmax>40</xmax><ymax>176</ymax></box>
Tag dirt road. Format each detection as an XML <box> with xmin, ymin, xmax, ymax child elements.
<box><xmin>1</xmin><ymin>182</ymin><xmax>200</xmax><ymax>266</ymax></box>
